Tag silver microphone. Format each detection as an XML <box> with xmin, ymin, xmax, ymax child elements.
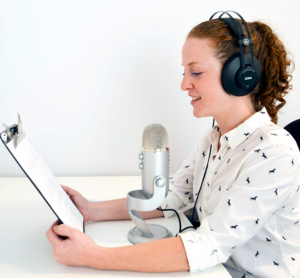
<box><xmin>140</xmin><ymin>123</ymin><xmax>170</xmax><ymax>199</ymax></box>
<box><xmin>127</xmin><ymin>123</ymin><xmax>173</xmax><ymax>244</ymax></box>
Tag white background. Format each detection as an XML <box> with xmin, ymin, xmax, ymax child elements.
<box><xmin>0</xmin><ymin>0</ymin><xmax>299</xmax><ymax>177</ymax></box>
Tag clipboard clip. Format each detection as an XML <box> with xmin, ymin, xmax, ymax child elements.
<box><xmin>2</xmin><ymin>114</ymin><xmax>26</xmax><ymax>148</ymax></box>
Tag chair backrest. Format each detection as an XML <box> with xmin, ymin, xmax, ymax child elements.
<box><xmin>284</xmin><ymin>119</ymin><xmax>300</xmax><ymax>151</ymax></box>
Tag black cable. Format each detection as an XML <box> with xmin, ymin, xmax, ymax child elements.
<box><xmin>157</xmin><ymin>118</ymin><xmax>216</xmax><ymax>237</ymax></box>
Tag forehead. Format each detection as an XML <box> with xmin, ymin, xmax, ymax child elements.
<box><xmin>181</xmin><ymin>38</ymin><xmax>217</xmax><ymax>66</ymax></box>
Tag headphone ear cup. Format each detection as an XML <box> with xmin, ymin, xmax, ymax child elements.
<box><xmin>221</xmin><ymin>53</ymin><xmax>261</xmax><ymax>97</ymax></box>
<box><xmin>221</xmin><ymin>53</ymin><xmax>241</xmax><ymax>96</ymax></box>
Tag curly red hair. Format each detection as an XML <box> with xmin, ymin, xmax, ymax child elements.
<box><xmin>187</xmin><ymin>19</ymin><xmax>295</xmax><ymax>124</ymax></box>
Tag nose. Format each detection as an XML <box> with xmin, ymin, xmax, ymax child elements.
<box><xmin>181</xmin><ymin>74</ymin><xmax>193</xmax><ymax>91</ymax></box>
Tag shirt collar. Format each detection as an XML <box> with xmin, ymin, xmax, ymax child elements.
<box><xmin>208</xmin><ymin>106</ymin><xmax>272</xmax><ymax>150</ymax></box>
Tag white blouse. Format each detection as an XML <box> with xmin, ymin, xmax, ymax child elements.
<box><xmin>161</xmin><ymin>106</ymin><xmax>300</xmax><ymax>278</ymax></box>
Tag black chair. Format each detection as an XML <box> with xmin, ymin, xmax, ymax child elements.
<box><xmin>284</xmin><ymin>119</ymin><xmax>300</xmax><ymax>151</ymax></box>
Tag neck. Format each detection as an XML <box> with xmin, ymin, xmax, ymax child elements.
<box><xmin>214</xmin><ymin>103</ymin><xmax>257</xmax><ymax>138</ymax></box>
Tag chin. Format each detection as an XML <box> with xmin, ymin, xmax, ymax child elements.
<box><xmin>193</xmin><ymin>110</ymin><xmax>203</xmax><ymax>118</ymax></box>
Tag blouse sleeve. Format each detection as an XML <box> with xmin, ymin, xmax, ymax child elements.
<box><xmin>161</xmin><ymin>130</ymin><xmax>209</xmax><ymax>218</ymax></box>
<box><xmin>177</xmin><ymin>144</ymin><xmax>300</xmax><ymax>272</ymax></box>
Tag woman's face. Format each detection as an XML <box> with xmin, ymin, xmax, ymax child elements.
<box><xmin>181</xmin><ymin>37</ymin><xmax>230</xmax><ymax>118</ymax></box>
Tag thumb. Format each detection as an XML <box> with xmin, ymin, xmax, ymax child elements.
<box><xmin>54</xmin><ymin>224</ymin><xmax>73</xmax><ymax>237</ymax></box>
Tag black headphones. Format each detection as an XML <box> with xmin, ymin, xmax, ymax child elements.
<box><xmin>211</xmin><ymin>10</ymin><xmax>262</xmax><ymax>97</ymax></box>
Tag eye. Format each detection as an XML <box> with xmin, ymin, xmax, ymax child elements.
<box><xmin>182</xmin><ymin>72</ymin><xmax>202</xmax><ymax>76</ymax></box>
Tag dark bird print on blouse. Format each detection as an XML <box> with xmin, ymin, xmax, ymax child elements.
<box><xmin>247</xmin><ymin>271</ymin><xmax>253</xmax><ymax>275</ymax></box>
<box><xmin>255</xmin><ymin>251</ymin><xmax>260</xmax><ymax>257</ymax></box>
<box><xmin>242</xmin><ymin>148</ymin><xmax>246</xmax><ymax>152</ymax></box>
<box><xmin>225</xmin><ymin>135</ymin><xmax>229</xmax><ymax>141</ymax></box>
<box><xmin>215</xmin><ymin>126</ymin><xmax>220</xmax><ymax>132</ymax></box>
<box><xmin>232</xmin><ymin>245</ymin><xmax>237</xmax><ymax>249</ymax></box>
<box><xmin>231</xmin><ymin>225</ymin><xmax>238</xmax><ymax>229</ymax></box>
<box><xmin>199</xmin><ymin>207</ymin><xmax>202</xmax><ymax>212</ymax></box>
<box><xmin>296</xmin><ymin>186</ymin><xmax>299</xmax><ymax>193</ymax></box>
<box><xmin>244</xmin><ymin>133</ymin><xmax>250</xmax><ymax>137</ymax></box>
<box><xmin>254</xmin><ymin>149</ymin><xmax>261</xmax><ymax>153</ymax></box>
<box><xmin>210</xmin><ymin>250</ymin><xmax>218</xmax><ymax>256</ymax></box>
<box><xmin>291</xmin><ymin>159</ymin><xmax>294</xmax><ymax>166</ymax></box>
<box><xmin>262</xmin><ymin>153</ymin><xmax>267</xmax><ymax>159</ymax></box>
<box><xmin>246</xmin><ymin>177</ymin><xmax>250</xmax><ymax>184</ymax></box>
<box><xmin>282</xmin><ymin>236</ymin><xmax>286</xmax><ymax>240</ymax></box>
<box><xmin>185</xmin><ymin>165</ymin><xmax>190</xmax><ymax>168</ymax></box>
<box><xmin>227</xmin><ymin>146</ymin><xmax>231</xmax><ymax>150</ymax></box>
<box><xmin>271</xmin><ymin>133</ymin><xmax>277</xmax><ymax>136</ymax></box>
<box><xmin>219</xmin><ymin>186</ymin><xmax>221</xmax><ymax>191</ymax></box>
<box><xmin>185</xmin><ymin>179</ymin><xmax>189</xmax><ymax>184</ymax></box>
<box><xmin>255</xmin><ymin>218</ymin><xmax>259</xmax><ymax>225</ymax></box>
<box><xmin>241</xmin><ymin>274</ymin><xmax>246</xmax><ymax>278</ymax></box>
<box><xmin>195</xmin><ymin>192</ymin><xmax>198</xmax><ymax>196</ymax></box>
<box><xmin>273</xmin><ymin>261</ymin><xmax>279</xmax><ymax>266</ymax></box>
<box><xmin>285</xmin><ymin>133</ymin><xmax>290</xmax><ymax>136</ymax></box>
<box><xmin>202</xmin><ymin>151</ymin><xmax>205</xmax><ymax>157</ymax></box>
<box><xmin>260</xmin><ymin>136</ymin><xmax>264</xmax><ymax>141</ymax></box>
<box><xmin>260</xmin><ymin>111</ymin><xmax>265</xmax><ymax>114</ymax></box>
<box><xmin>228</xmin><ymin>199</ymin><xmax>231</xmax><ymax>206</ymax></box>
<box><xmin>250</xmin><ymin>196</ymin><xmax>258</xmax><ymax>201</ymax></box>
<box><xmin>275</xmin><ymin>188</ymin><xmax>278</xmax><ymax>196</ymax></box>
<box><xmin>185</xmin><ymin>192</ymin><xmax>190</xmax><ymax>195</ymax></box>
<box><xmin>189</xmin><ymin>196</ymin><xmax>193</xmax><ymax>201</ymax></box>
<box><xmin>291</xmin><ymin>257</ymin><xmax>296</xmax><ymax>261</ymax></box>
<box><xmin>266</xmin><ymin>238</ymin><xmax>271</xmax><ymax>242</ymax></box>
<box><xmin>218</xmin><ymin>156</ymin><xmax>221</xmax><ymax>160</ymax></box>
<box><xmin>227</xmin><ymin>158</ymin><xmax>230</xmax><ymax>164</ymax></box>
<box><xmin>269</xmin><ymin>168</ymin><xmax>276</xmax><ymax>174</ymax></box>
<box><xmin>207</xmin><ymin>182</ymin><xmax>210</xmax><ymax>187</ymax></box>
<box><xmin>215</xmin><ymin>171</ymin><xmax>217</xmax><ymax>175</ymax></box>
<box><xmin>295</xmin><ymin>220</ymin><xmax>299</xmax><ymax>225</ymax></box>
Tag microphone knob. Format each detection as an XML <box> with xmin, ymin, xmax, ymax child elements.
<box><xmin>139</xmin><ymin>153</ymin><xmax>143</xmax><ymax>160</ymax></box>
<box><xmin>155</xmin><ymin>176</ymin><xmax>166</xmax><ymax>188</ymax></box>
<box><xmin>139</xmin><ymin>162</ymin><xmax>144</xmax><ymax>169</ymax></box>
<box><xmin>169</xmin><ymin>174</ymin><xmax>173</xmax><ymax>179</ymax></box>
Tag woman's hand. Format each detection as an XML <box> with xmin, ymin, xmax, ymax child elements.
<box><xmin>61</xmin><ymin>185</ymin><xmax>93</xmax><ymax>222</ymax></box>
<box><xmin>46</xmin><ymin>219</ymin><xmax>104</xmax><ymax>267</ymax></box>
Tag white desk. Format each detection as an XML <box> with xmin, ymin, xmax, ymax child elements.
<box><xmin>0</xmin><ymin>176</ymin><xmax>231</xmax><ymax>277</ymax></box>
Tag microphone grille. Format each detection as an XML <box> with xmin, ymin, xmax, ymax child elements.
<box><xmin>142</xmin><ymin>123</ymin><xmax>169</xmax><ymax>152</ymax></box>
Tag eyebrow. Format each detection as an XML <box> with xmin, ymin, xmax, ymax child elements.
<box><xmin>181</xmin><ymin>62</ymin><xmax>202</xmax><ymax>66</ymax></box>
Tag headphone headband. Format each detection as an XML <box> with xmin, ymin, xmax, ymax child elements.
<box><xmin>210</xmin><ymin>11</ymin><xmax>255</xmax><ymax>69</ymax></box>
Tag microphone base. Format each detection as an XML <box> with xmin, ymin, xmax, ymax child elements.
<box><xmin>128</xmin><ymin>224</ymin><xmax>173</xmax><ymax>245</ymax></box>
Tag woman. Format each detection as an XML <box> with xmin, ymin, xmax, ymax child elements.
<box><xmin>46</xmin><ymin>12</ymin><xmax>300</xmax><ymax>278</ymax></box>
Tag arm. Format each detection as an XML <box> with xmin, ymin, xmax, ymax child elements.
<box><xmin>89</xmin><ymin>236</ymin><xmax>190</xmax><ymax>272</ymax></box>
<box><xmin>89</xmin><ymin>197</ymin><xmax>164</xmax><ymax>221</ymax></box>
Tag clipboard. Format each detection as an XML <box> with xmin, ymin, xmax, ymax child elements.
<box><xmin>0</xmin><ymin>115</ymin><xmax>85</xmax><ymax>234</ymax></box>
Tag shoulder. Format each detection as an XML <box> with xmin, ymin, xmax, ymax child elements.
<box><xmin>260</xmin><ymin>122</ymin><xmax>299</xmax><ymax>156</ymax></box>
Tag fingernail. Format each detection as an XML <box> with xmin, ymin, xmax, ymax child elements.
<box><xmin>54</xmin><ymin>225</ymin><xmax>57</xmax><ymax>231</ymax></box>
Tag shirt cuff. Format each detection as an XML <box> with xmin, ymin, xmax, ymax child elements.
<box><xmin>178</xmin><ymin>217</ymin><xmax>222</xmax><ymax>272</ymax></box>
<box><xmin>161</xmin><ymin>191</ymin><xmax>185</xmax><ymax>218</ymax></box>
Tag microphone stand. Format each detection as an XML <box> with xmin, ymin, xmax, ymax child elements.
<box><xmin>127</xmin><ymin>150</ymin><xmax>173</xmax><ymax>244</ymax></box>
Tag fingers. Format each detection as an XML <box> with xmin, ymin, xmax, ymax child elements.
<box><xmin>54</xmin><ymin>223</ymin><xmax>70</xmax><ymax>236</ymax></box>
<box><xmin>61</xmin><ymin>185</ymin><xmax>78</xmax><ymax>195</ymax></box>
<box><xmin>46</xmin><ymin>219</ymin><xmax>61</xmax><ymax>245</ymax></box>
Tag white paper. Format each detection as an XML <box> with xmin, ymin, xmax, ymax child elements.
<box><xmin>6</xmin><ymin>135</ymin><xmax>84</xmax><ymax>232</ymax></box>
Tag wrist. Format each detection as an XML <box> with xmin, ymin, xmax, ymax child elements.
<box><xmin>87</xmin><ymin>201</ymin><xmax>96</xmax><ymax>222</ymax></box>
<box><xmin>88</xmin><ymin>245</ymin><xmax>110</xmax><ymax>270</ymax></box>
